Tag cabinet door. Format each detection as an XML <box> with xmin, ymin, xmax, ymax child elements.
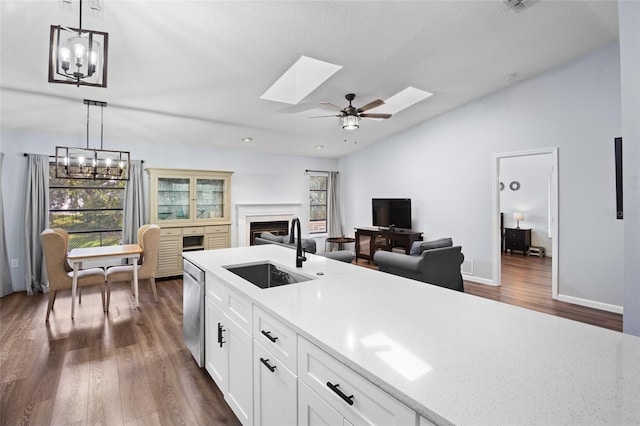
<box><xmin>155</xmin><ymin>176</ymin><xmax>192</xmax><ymax>223</ymax></box>
<box><xmin>195</xmin><ymin>177</ymin><xmax>226</xmax><ymax>222</ymax></box>
<box><xmin>226</xmin><ymin>317</ymin><xmax>254</xmax><ymax>426</ymax></box>
<box><xmin>157</xmin><ymin>234</ymin><xmax>182</xmax><ymax>277</ymax></box>
<box><xmin>298</xmin><ymin>379</ymin><xmax>345</xmax><ymax>426</ymax></box>
<box><xmin>205</xmin><ymin>297</ymin><xmax>228</xmax><ymax>393</ymax></box>
<box><xmin>207</xmin><ymin>233</ymin><xmax>230</xmax><ymax>250</ymax></box>
<box><xmin>253</xmin><ymin>341</ymin><xmax>297</xmax><ymax>426</ymax></box>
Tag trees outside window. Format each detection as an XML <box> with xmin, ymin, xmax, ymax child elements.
<box><xmin>49</xmin><ymin>163</ymin><xmax>125</xmax><ymax>248</ymax></box>
<box><xmin>309</xmin><ymin>175</ymin><xmax>327</xmax><ymax>234</ymax></box>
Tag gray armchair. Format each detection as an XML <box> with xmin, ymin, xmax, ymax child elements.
<box><xmin>373</xmin><ymin>238</ymin><xmax>464</xmax><ymax>292</ymax></box>
<box><xmin>254</xmin><ymin>232</ymin><xmax>354</xmax><ymax>263</ymax></box>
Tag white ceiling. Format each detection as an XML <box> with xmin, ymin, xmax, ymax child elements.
<box><xmin>0</xmin><ymin>0</ymin><xmax>619</xmax><ymax>158</ymax></box>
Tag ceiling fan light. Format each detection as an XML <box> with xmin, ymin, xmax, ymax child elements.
<box><xmin>342</xmin><ymin>115</ymin><xmax>359</xmax><ymax>130</ymax></box>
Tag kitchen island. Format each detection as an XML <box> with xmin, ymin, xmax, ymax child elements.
<box><xmin>184</xmin><ymin>245</ymin><xmax>640</xmax><ymax>426</ymax></box>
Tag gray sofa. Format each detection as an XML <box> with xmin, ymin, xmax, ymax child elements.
<box><xmin>255</xmin><ymin>232</ymin><xmax>354</xmax><ymax>263</ymax></box>
<box><xmin>373</xmin><ymin>237</ymin><xmax>465</xmax><ymax>292</ymax></box>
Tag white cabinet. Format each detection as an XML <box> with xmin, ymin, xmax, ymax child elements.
<box><xmin>205</xmin><ymin>297</ymin><xmax>227</xmax><ymax>389</ymax></box>
<box><xmin>299</xmin><ymin>379</ymin><xmax>354</xmax><ymax>426</ymax></box>
<box><xmin>253</xmin><ymin>341</ymin><xmax>297</xmax><ymax>426</ymax></box>
<box><xmin>298</xmin><ymin>336</ymin><xmax>416</xmax><ymax>426</ymax></box>
<box><xmin>226</xmin><ymin>318</ymin><xmax>253</xmax><ymax>425</ymax></box>
<box><xmin>205</xmin><ymin>274</ymin><xmax>254</xmax><ymax>425</ymax></box>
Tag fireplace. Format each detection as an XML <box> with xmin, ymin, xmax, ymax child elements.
<box><xmin>236</xmin><ymin>203</ymin><xmax>302</xmax><ymax>247</ymax></box>
<box><xmin>250</xmin><ymin>220</ymin><xmax>289</xmax><ymax>245</ymax></box>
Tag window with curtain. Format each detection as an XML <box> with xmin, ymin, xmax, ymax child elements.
<box><xmin>309</xmin><ymin>174</ymin><xmax>327</xmax><ymax>234</ymax></box>
<box><xmin>48</xmin><ymin>161</ymin><xmax>125</xmax><ymax>248</ymax></box>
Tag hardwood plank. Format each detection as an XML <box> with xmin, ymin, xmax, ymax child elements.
<box><xmin>50</xmin><ymin>347</ymin><xmax>91</xmax><ymax>425</ymax></box>
<box><xmin>116</xmin><ymin>344</ymin><xmax>157</xmax><ymax>423</ymax></box>
<box><xmin>87</xmin><ymin>344</ymin><xmax>123</xmax><ymax>426</ymax></box>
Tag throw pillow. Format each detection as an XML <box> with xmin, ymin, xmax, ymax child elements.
<box><xmin>410</xmin><ymin>241</ymin><xmax>423</xmax><ymax>255</ymax></box>
<box><xmin>419</xmin><ymin>237</ymin><xmax>453</xmax><ymax>254</ymax></box>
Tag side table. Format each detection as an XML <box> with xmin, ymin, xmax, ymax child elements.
<box><xmin>325</xmin><ymin>236</ymin><xmax>356</xmax><ymax>252</ymax></box>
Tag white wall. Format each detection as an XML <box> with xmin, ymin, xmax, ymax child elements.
<box><xmin>2</xmin><ymin>131</ymin><xmax>337</xmax><ymax>292</ymax></box>
<box><xmin>500</xmin><ymin>154</ymin><xmax>553</xmax><ymax>255</ymax></box>
<box><xmin>340</xmin><ymin>43</ymin><xmax>624</xmax><ymax>311</ymax></box>
<box><xmin>619</xmin><ymin>0</ymin><xmax>640</xmax><ymax>335</ymax></box>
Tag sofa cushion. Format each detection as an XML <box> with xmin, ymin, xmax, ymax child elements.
<box><xmin>259</xmin><ymin>232</ymin><xmax>285</xmax><ymax>243</ymax></box>
<box><xmin>411</xmin><ymin>237</ymin><xmax>453</xmax><ymax>255</ymax></box>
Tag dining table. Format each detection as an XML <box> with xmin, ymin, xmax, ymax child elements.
<box><xmin>67</xmin><ymin>244</ymin><xmax>143</xmax><ymax>318</ymax></box>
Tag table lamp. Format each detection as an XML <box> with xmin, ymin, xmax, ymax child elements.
<box><xmin>514</xmin><ymin>212</ymin><xmax>524</xmax><ymax>229</ymax></box>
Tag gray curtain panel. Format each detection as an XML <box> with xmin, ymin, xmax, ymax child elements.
<box><xmin>0</xmin><ymin>153</ymin><xmax>13</xmax><ymax>297</ymax></box>
<box><xmin>327</xmin><ymin>171</ymin><xmax>344</xmax><ymax>237</ymax></box>
<box><xmin>122</xmin><ymin>160</ymin><xmax>146</xmax><ymax>245</ymax></box>
<box><xmin>24</xmin><ymin>154</ymin><xmax>49</xmax><ymax>295</ymax></box>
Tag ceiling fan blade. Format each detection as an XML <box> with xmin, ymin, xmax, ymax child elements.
<box><xmin>309</xmin><ymin>114</ymin><xmax>342</xmax><ymax>118</ymax></box>
<box><xmin>357</xmin><ymin>99</ymin><xmax>385</xmax><ymax>112</ymax></box>
<box><xmin>320</xmin><ymin>102</ymin><xmax>345</xmax><ymax>112</ymax></box>
<box><xmin>360</xmin><ymin>113</ymin><xmax>392</xmax><ymax>119</ymax></box>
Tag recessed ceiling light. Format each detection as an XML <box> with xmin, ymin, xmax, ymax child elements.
<box><xmin>260</xmin><ymin>56</ymin><xmax>342</xmax><ymax>105</ymax></box>
<box><xmin>315</xmin><ymin>145</ymin><xmax>324</xmax><ymax>150</ymax></box>
<box><xmin>368</xmin><ymin>87</ymin><xmax>433</xmax><ymax>118</ymax></box>
<box><xmin>242</xmin><ymin>137</ymin><xmax>253</xmax><ymax>142</ymax></box>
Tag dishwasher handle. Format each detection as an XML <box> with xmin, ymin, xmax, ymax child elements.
<box><xmin>183</xmin><ymin>259</ymin><xmax>205</xmax><ymax>282</ymax></box>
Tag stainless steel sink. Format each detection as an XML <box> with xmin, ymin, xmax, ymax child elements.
<box><xmin>224</xmin><ymin>262</ymin><xmax>313</xmax><ymax>289</ymax></box>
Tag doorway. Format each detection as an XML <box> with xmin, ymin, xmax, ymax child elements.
<box><xmin>492</xmin><ymin>148</ymin><xmax>558</xmax><ymax>298</ymax></box>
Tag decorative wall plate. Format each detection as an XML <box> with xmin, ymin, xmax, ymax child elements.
<box><xmin>500</xmin><ymin>182</ymin><xmax>505</xmax><ymax>191</ymax></box>
<box><xmin>509</xmin><ymin>181</ymin><xmax>520</xmax><ymax>191</ymax></box>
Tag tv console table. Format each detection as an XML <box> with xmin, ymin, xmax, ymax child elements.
<box><xmin>355</xmin><ymin>227</ymin><xmax>423</xmax><ymax>262</ymax></box>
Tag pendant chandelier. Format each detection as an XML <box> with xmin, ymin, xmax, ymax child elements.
<box><xmin>55</xmin><ymin>100</ymin><xmax>130</xmax><ymax>181</ymax></box>
<box><xmin>48</xmin><ymin>0</ymin><xmax>108</xmax><ymax>88</ymax></box>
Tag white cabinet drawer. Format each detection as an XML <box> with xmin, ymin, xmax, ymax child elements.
<box><xmin>253</xmin><ymin>305</ymin><xmax>297</xmax><ymax>374</ymax></box>
<box><xmin>206</xmin><ymin>225</ymin><xmax>229</xmax><ymax>233</ymax></box>
<box><xmin>298</xmin><ymin>337</ymin><xmax>415</xmax><ymax>426</ymax></box>
<box><xmin>205</xmin><ymin>272</ymin><xmax>226</xmax><ymax>306</ymax></box>
<box><xmin>254</xmin><ymin>341</ymin><xmax>297</xmax><ymax>426</ymax></box>
<box><xmin>225</xmin><ymin>285</ymin><xmax>252</xmax><ymax>334</ymax></box>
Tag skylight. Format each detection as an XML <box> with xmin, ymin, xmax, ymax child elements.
<box><xmin>260</xmin><ymin>56</ymin><xmax>342</xmax><ymax>105</ymax></box>
<box><xmin>370</xmin><ymin>87</ymin><xmax>433</xmax><ymax>117</ymax></box>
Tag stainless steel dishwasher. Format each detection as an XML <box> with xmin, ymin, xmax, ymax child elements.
<box><xmin>183</xmin><ymin>259</ymin><xmax>205</xmax><ymax>367</ymax></box>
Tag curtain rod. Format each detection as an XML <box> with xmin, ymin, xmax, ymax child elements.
<box><xmin>305</xmin><ymin>169</ymin><xmax>338</xmax><ymax>174</ymax></box>
<box><xmin>23</xmin><ymin>153</ymin><xmax>144</xmax><ymax>163</ymax></box>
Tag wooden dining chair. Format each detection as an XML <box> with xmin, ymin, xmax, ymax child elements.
<box><xmin>105</xmin><ymin>224</ymin><xmax>160</xmax><ymax>309</ymax></box>
<box><xmin>40</xmin><ymin>229</ymin><xmax>107</xmax><ymax>322</ymax></box>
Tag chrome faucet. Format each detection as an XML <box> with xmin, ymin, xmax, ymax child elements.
<box><xmin>289</xmin><ymin>217</ymin><xmax>306</xmax><ymax>268</ymax></box>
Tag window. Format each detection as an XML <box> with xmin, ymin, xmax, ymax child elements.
<box><xmin>49</xmin><ymin>162</ymin><xmax>126</xmax><ymax>249</ymax></box>
<box><xmin>309</xmin><ymin>174</ymin><xmax>327</xmax><ymax>234</ymax></box>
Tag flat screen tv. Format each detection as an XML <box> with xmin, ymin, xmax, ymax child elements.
<box><xmin>372</xmin><ymin>198</ymin><xmax>412</xmax><ymax>229</ymax></box>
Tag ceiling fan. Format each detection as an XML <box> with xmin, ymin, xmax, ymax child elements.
<box><xmin>313</xmin><ymin>93</ymin><xmax>392</xmax><ymax>130</ymax></box>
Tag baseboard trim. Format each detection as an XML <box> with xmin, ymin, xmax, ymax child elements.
<box><xmin>556</xmin><ymin>294</ymin><xmax>623</xmax><ymax>314</ymax></box>
<box><xmin>462</xmin><ymin>274</ymin><xmax>497</xmax><ymax>286</ymax></box>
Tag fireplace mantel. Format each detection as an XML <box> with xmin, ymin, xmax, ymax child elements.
<box><xmin>236</xmin><ymin>203</ymin><xmax>301</xmax><ymax>246</ymax></box>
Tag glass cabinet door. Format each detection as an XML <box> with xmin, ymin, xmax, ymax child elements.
<box><xmin>195</xmin><ymin>178</ymin><xmax>225</xmax><ymax>220</ymax></box>
<box><xmin>157</xmin><ymin>177</ymin><xmax>191</xmax><ymax>221</ymax></box>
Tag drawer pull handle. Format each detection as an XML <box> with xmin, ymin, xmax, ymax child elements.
<box><xmin>261</xmin><ymin>330</ymin><xmax>278</xmax><ymax>343</ymax></box>
<box><xmin>260</xmin><ymin>357</ymin><xmax>277</xmax><ymax>372</ymax></box>
<box><xmin>326</xmin><ymin>381</ymin><xmax>354</xmax><ymax>406</ymax></box>
<box><xmin>217</xmin><ymin>322</ymin><xmax>226</xmax><ymax>348</ymax></box>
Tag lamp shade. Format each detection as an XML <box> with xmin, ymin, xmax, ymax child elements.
<box><xmin>513</xmin><ymin>212</ymin><xmax>524</xmax><ymax>221</ymax></box>
<box><xmin>342</xmin><ymin>115</ymin><xmax>359</xmax><ymax>130</ymax></box>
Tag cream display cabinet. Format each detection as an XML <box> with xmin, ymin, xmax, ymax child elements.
<box><xmin>147</xmin><ymin>168</ymin><xmax>232</xmax><ymax>277</ymax></box>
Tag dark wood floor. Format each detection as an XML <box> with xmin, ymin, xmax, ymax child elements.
<box><xmin>0</xmin><ymin>254</ymin><xmax>623</xmax><ymax>425</ymax></box>
<box><xmin>0</xmin><ymin>280</ymin><xmax>241</xmax><ymax>426</ymax></box>
<box><xmin>357</xmin><ymin>252</ymin><xmax>623</xmax><ymax>331</ymax></box>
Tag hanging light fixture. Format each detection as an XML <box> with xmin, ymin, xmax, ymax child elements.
<box><xmin>48</xmin><ymin>0</ymin><xmax>108</xmax><ymax>87</ymax></box>
<box><xmin>55</xmin><ymin>100</ymin><xmax>130</xmax><ymax>181</ymax></box>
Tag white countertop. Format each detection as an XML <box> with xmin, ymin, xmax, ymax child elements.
<box><xmin>184</xmin><ymin>245</ymin><xmax>640</xmax><ymax>426</ymax></box>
